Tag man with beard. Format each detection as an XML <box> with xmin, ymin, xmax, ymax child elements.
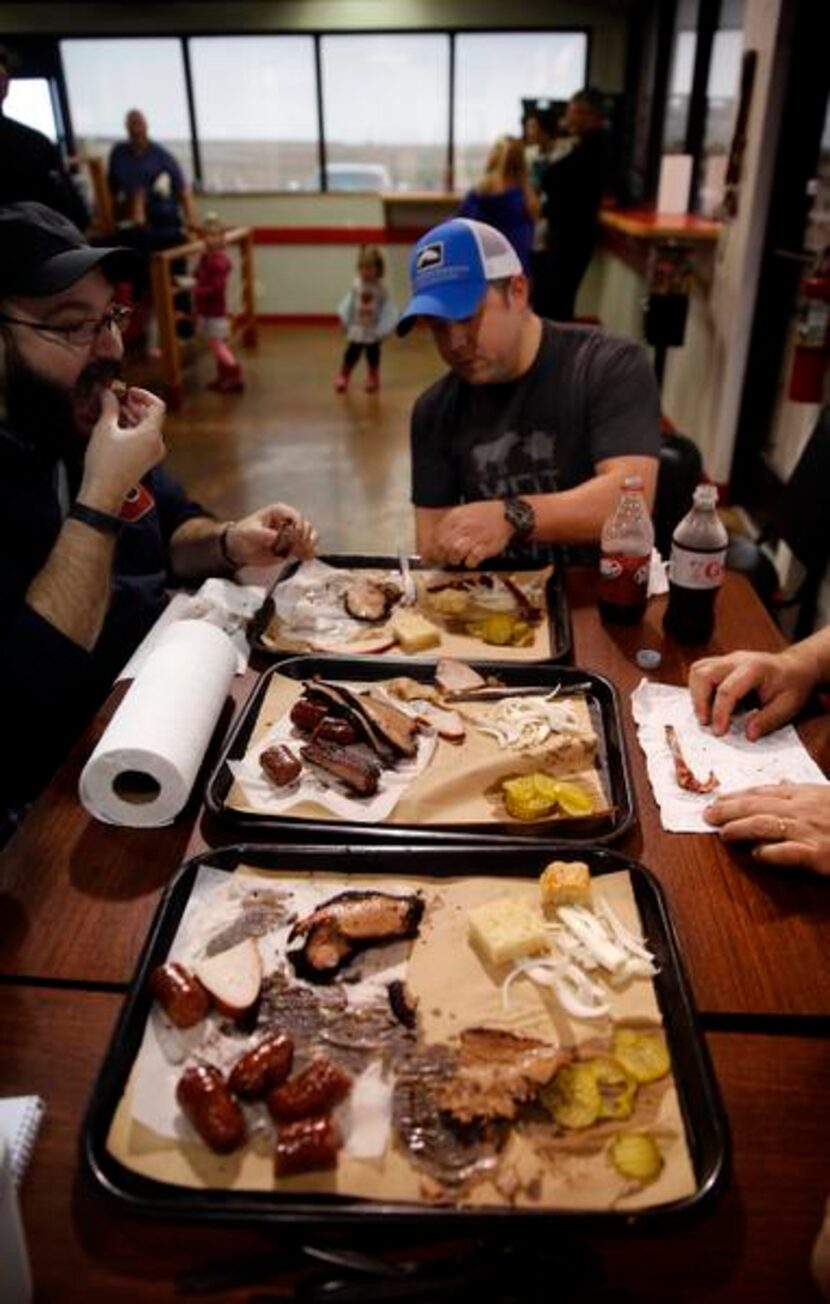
<box><xmin>0</xmin><ymin>202</ymin><xmax>317</xmax><ymax>838</ymax></box>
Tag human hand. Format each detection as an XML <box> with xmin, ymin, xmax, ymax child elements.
<box><xmin>79</xmin><ymin>387</ymin><xmax>166</xmax><ymax>512</ymax></box>
<box><xmin>704</xmin><ymin>782</ymin><xmax>830</xmax><ymax>876</ymax></box>
<box><xmin>223</xmin><ymin>504</ymin><xmax>318</xmax><ymax>567</ymax></box>
<box><xmin>689</xmin><ymin>647</ymin><xmax>817</xmax><ymax>741</ymax></box>
<box><xmin>429</xmin><ymin>501</ymin><xmax>514</xmax><ymax>569</ymax></box>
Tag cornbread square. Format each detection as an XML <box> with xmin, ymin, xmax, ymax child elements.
<box><xmin>391</xmin><ymin>610</ymin><xmax>442</xmax><ymax>653</ymax></box>
<box><xmin>467</xmin><ymin>896</ymin><xmax>548</xmax><ymax>967</ymax></box>
<box><xmin>539</xmin><ymin>860</ymin><xmax>592</xmax><ymax>910</ymax></box>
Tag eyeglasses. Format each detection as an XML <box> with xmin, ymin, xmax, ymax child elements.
<box><xmin>0</xmin><ymin>303</ymin><xmax>133</xmax><ymax>347</ymax></box>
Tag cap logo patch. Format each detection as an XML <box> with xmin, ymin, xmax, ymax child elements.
<box><xmin>416</xmin><ymin>242</ymin><xmax>443</xmax><ymax>273</ymax></box>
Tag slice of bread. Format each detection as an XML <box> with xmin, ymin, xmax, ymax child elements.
<box><xmin>391</xmin><ymin>610</ymin><xmax>442</xmax><ymax>654</ymax></box>
<box><xmin>193</xmin><ymin>938</ymin><xmax>262</xmax><ymax>1016</ymax></box>
<box><xmin>539</xmin><ymin>860</ymin><xmax>592</xmax><ymax>910</ymax></box>
<box><xmin>468</xmin><ymin>896</ymin><xmax>548</xmax><ymax>967</ymax></box>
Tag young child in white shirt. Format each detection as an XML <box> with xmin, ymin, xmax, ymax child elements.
<box><xmin>335</xmin><ymin>244</ymin><xmax>396</xmax><ymax>394</ymax></box>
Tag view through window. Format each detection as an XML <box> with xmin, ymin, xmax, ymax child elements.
<box><xmin>191</xmin><ymin>36</ymin><xmax>317</xmax><ymax>192</ymax></box>
<box><xmin>454</xmin><ymin>32</ymin><xmax>587</xmax><ymax>190</ymax></box>
<box><xmin>61</xmin><ymin>38</ymin><xmax>192</xmax><ymax>180</ymax></box>
<box><xmin>4</xmin><ymin>78</ymin><xmax>58</xmax><ymax>140</ymax></box>
<box><xmin>320</xmin><ymin>34</ymin><xmax>449</xmax><ymax>191</ymax></box>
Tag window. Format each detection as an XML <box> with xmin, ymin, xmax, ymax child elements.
<box><xmin>663</xmin><ymin>29</ymin><xmax>697</xmax><ymax>151</ymax></box>
<box><xmin>320</xmin><ymin>34</ymin><xmax>449</xmax><ymax>191</ymax></box>
<box><xmin>3</xmin><ymin>78</ymin><xmax>58</xmax><ymax>140</ymax></box>
<box><xmin>454</xmin><ymin>33</ymin><xmax>587</xmax><ymax>190</ymax></box>
<box><xmin>60</xmin><ymin>38</ymin><xmax>192</xmax><ymax>179</ymax></box>
<box><xmin>190</xmin><ymin>36</ymin><xmax>317</xmax><ymax>192</ymax></box>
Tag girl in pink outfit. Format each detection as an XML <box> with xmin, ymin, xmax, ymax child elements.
<box><xmin>195</xmin><ymin>214</ymin><xmax>244</xmax><ymax>393</ymax></box>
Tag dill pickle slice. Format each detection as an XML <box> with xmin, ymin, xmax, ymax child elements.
<box><xmin>541</xmin><ymin>1062</ymin><xmax>601</xmax><ymax>1129</ymax></box>
<box><xmin>610</xmin><ymin>1131</ymin><xmax>664</xmax><ymax>1183</ymax></box>
<box><xmin>503</xmin><ymin>774</ymin><xmax>556</xmax><ymax>821</ymax></box>
<box><xmin>612</xmin><ymin>1028</ymin><xmax>671</xmax><ymax>1084</ymax></box>
<box><xmin>479</xmin><ymin>614</ymin><xmax>516</xmax><ymax>645</ymax></box>
<box><xmin>552</xmin><ymin>781</ymin><xmax>594</xmax><ymax>817</ymax></box>
<box><xmin>586</xmin><ymin>1056</ymin><xmax>637</xmax><ymax>1121</ymax></box>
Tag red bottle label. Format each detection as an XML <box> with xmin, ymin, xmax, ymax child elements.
<box><xmin>598</xmin><ymin>553</ymin><xmax>650</xmax><ymax>606</ymax></box>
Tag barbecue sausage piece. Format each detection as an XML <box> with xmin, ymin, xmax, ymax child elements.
<box><xmin>228</xmin><ymin>1033</ymin><xmax>295</xmax><ymax>1101</ymax></box>
<box><xmin>267</xmin><ymin>1057</ymin><xmax>352</xmax><ymax>1122</ymax></box>
<box><xmin>312</xmin><ymin>716</ymin><xmax>359</xmax><ymax>746</ymax></box>
<box><xmin>260</xmin><ymin>744</ymin><xmax>302</xmax><ymax>788</ymax></box>
<box><xmin>290</xmin><ymin>699</ymin><xmax>328</xmax><ymax>734</ymax></box>
<box><xmin>299</xmin><ymin>739</ymin><xmax>380</xmax><ymax>797</ymax></box>
<box><xmin>149</xmin><ymin>963</ymin><xmax>210</xmax><ymax>1029</ymax></box>
<box><xmin>176</xmin><ymin>1064</ymin><xmax>246</xmax><ymax>1154</ymax></box>
<box><xmin>275</xmin><ymin>1114</ymin><xmax>342</xmax><ymax>1177</ymax></box>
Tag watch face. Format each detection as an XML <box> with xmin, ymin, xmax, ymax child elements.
<box><xmin>504</xmin><ymin>496</ymin><xmax>535</xmax><ymax>539</ymax></box>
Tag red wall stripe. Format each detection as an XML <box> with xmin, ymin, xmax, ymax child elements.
<box><xmin>252</xmin><ymin>226</ymin><xmax>426</xmax><ymax>246</ymax></box>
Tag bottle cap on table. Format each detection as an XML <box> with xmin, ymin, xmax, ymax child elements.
<box><xmin>636</xmin><ymin>648</ymin><xmax>662</xmax><ymax>670</ymax></box>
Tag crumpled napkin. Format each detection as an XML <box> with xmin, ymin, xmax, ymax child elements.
<box><xmin>116</xmin><ymin>577</ymin><xmax>265</xmax><ymax>681</ymax></box>
<box><xmin>631</xmin><ymin>679</ymin><xmax>828</xmax><ymax>832</ymax></box>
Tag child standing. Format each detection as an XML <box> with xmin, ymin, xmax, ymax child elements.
<box><xmin>195</xmin><ymin>213</ymin><xmax>244</xmax><ymax>393</ymax></box>
<box><xmin>335</xmin><ymin>245</ymin><xmax>396</xmax><ymax>393</ymax></box>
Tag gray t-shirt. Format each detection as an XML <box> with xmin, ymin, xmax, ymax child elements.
<box><xmin>410</xmin><ymin>321</ymin><xmax>660</xmax><ymax>560</ymax></box>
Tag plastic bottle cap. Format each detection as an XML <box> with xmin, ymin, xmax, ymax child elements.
<box><xmin>693</xmin><ymin>484</ymin><xmax>719</xmax><ymax>508</ymax></box>
<box><xmin>635</xmin><ymin>648</ymin><xmax>662</xmax><ymax>670</ymax></box>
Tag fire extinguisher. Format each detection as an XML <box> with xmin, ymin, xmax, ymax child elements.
<box><xmin>789</xmin><ymin>251</ymin><xmax>830</xmax><ymax>403</ymax></box>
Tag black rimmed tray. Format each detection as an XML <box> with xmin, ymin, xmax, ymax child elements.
<box><xmin>248</xmin><ymin>553</ymin><xmax>572</xmax><ymax>665</ymax></box>
<box><xmin>205</xmin><ymin>657</ymin><xmax>634</xmax><ymax>846</ymax></box>
<box><xmin>82</xmin><ymin>841</ymin><xmax>728</xmax><ymax>1229</ymax></box>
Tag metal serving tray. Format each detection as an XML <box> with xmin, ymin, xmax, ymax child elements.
<box><xmin>83</xmin><ymin>842</ymin><xmax>728</xmax><ymax>1229</ymax></box>
<box><xmin>248</xmin><ymin>554</ymin><xmax>573</xmax><ymax>665</ymax></box>
<box><xmin>205</xmin><ymin>657</ymin><xmax>635</xmax><ymax>846</ymax></box>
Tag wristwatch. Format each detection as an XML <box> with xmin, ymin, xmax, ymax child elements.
<box><xmin>503</xmin><ymin>496</ymin><xmax>536</xmax><ymax>544</ymax></box>
<box><xmin>68</xmin><ymin>501</ymin><xmax>124</xmax><ymax>536</ymax></box>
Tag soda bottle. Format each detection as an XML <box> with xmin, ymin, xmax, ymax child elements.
<box><xmin>663</xmin><ymin>484</ymin><xmax>728</xmax><ymax>644</ymax></box>
<box><xmin>597</xmin><ymin>475</ymin><xmax>654</xmax><ymax>625</ymax></box>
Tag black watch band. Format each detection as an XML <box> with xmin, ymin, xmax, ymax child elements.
<box><xmin>68</xmin><ymin>502</ymin><xmax>124</xmax><ymax>536</ymax></box>
<box><xmin>503</xmin><ymin>495</ymin><xmax>536</xmax><ymax>543</ymax></box>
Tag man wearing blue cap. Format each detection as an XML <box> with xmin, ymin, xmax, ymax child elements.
<box><xmin>398</xmin><ymin>217</ymin><xmax>660</xmax><ymax>568</ymax></box>
<box><xmin>0</xmin><ymin>201</ymin><xmax>316</xmax><ymax>838</ymax></box>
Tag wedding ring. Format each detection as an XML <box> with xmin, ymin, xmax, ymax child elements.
<box><xmin>774</xmin><ymin>816</ymin><xmax>789</xmax><ymax>840</ymax></box>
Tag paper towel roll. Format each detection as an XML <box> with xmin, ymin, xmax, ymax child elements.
<box><xmin>79</xmin><ymin>619</ymin><xmax>237</xmax><ymax>827</ymax></box>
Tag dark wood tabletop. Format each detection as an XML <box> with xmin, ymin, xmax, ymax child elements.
<box><xmin>1</xmin><ymin>569</ymin><xmax>828</xmax><ymax>1017</ymax></box>
<box><xmin>1</xmin><ymin>566</ymin><xmax>829</xmax><ymax>1303</ymax></box>
<box><xmin>1</xmin><ymin>985</ymin><xmax>826</xmax><ymax>1304</ymax></box>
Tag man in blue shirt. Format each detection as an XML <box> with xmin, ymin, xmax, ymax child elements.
<box><xmin>108</xmin><ymin>108</ymin><xmax>196</xmax><ymax>242</ymax></box>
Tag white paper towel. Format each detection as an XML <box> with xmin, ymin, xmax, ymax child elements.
<box><xmin>79</xmin><ymin>620</ymin><xmax>237</xmax><ymax>827</ymax></box>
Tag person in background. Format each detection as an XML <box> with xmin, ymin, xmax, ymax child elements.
<box><xmin>458</xmin><ymin>135</ymin><xmax>538</xmax><ymax>276</ymax></box>
<box><xmin>194</xmin><ymin>213</ymin><xmax>244</xmax><ymax>393</ymax></box>
<box><xmin>689</xmin><ymin>629</ymin><xmax>830</xmax><ymax>876</ymax></box>
<box><xmin>397</xmin><ymin>217</ymin><xmax>659</xmax><ymax>569</ymax></box>
<box><xmin>0</xmin><ymin>202</ymin><xmax>317</xmax><ymax>839</ymax></box>
<box><xmin>0</xmin><ymin>43</ymin><xmax>89</xmax><ymax>229</ymax></box>
<box><xmin>538</xmin><ymin>88</ymin><xmax>611</xmax><ymax>322</ymax></box>
<box><xmin>335</xmin><ymin>244</ymin><xmax>396</xmax><ymax>394</ymax></box>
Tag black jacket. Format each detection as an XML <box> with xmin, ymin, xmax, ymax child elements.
<box><xmin>0</xmin><ymin>422</ymin><xmax>205</xmax><ymax>816</ymax></box>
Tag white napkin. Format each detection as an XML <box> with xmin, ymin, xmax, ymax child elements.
<box><xmin>631</xmin><ymin>679</ymin><xmax>828</xmax><ymax>832</ymax></box>
<box><xmin>116</xmin><ymin>577</ymin><xmax>265</xmax><ymax>681</ymax></box>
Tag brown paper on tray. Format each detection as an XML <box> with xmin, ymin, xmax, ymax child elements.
<box><xmin>107</xmin><ymin>866</ymin><xmax>696</xmax><ymax>1212</ymax></box>
<box><xmin>225</xmin><ymin>673</ymin><xmax>609</xmax><ymax>827</ymax></box>
<box><xmin>261</xmin><ymin>567</ymin><xmax>555</xmax><ymax>663</ymax></box>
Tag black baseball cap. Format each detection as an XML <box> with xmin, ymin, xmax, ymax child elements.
<box><xmin>0</xmin><ymin>201</ymin><xmax>136</xmax><ymax>298</ymax></box>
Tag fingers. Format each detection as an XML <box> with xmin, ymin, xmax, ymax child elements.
<box><xmin>704</xmin><ymin>784</ymin><xmax>796</xmax><ymax>827</ymax></box>
<box><xmin>708</xmin><ymin>662</ymin><xmax>766</xmax><ymax>735</ymax></box>
<box><xmin>752</xmin><ymin>840</ymin><xmax>817</xmax><ymax>867</ymax></box>
<box><xmin>745</xmin><ymin>692</ymin><xmax>797</xmax><ymax>741</ymax></box>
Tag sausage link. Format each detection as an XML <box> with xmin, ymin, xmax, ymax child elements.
<box><xmin>275</xmin><ymin>1115</ymin><xmax>341</xmax><ymax>1178</ymax></box>
<box><xmin>312</xmin><ymin>716</ymin><xmax>358</xmax><ymax>746</ymax></box>
<box><xmin>290</xmin><ymin>699</ymin><xmax>328</xmax><ymax>733</ymax></box>
<box><xmin>176</xmin><ymin>1064</ymin><xmax>246</xmax><ymax>1154</ymax></box>
<box><xmin>149</xmin><ymin>962</ymin><xmax>210</xmax><ymax>1028</ymax></box>
<box><xmin>260</xmin><ymin>744</ymin><xmax>302</xmax><ymax>788</ymax></box>
<box><xmin>267</xmin><ymin>1057</ymin><xmax>352</xmax><ymax>1122</ymax></box>
<box><xmin>228</xmin><ymin>1033</ymin><xmax>294</xmax><ymax>1100</ymax></box>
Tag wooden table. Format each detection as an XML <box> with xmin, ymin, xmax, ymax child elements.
<box><xmin>1</xmin><ymin>568</ymin><xmax>828</xmax><ymax>1301</ymax></box>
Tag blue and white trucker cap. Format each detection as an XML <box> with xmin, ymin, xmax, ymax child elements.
<box><xmin>396</xmin><ymin>218</ymin><xmax>523</xmax><ymax>336</ymax></box>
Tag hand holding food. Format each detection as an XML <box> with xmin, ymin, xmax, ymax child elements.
<box><xmin>689</xmin><ymin>646</ymin><xmax>819</xmax><ymax>741</ymax></box>
<box><xmin>704</xmin><ymin>781</ymin><xmax>830</xmax><ymax>875</ymax></box>
<box><xmin>224</xmin><ymin>503</ymin><xmax>318</xmax><ymax>567</ymax></box>
<box><xmin>79</xmin><ymin>385</ymin><xmax>166</xmax><ymax>511</ymax></box>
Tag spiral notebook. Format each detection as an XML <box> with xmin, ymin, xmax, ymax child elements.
<box><xmin>0</xmin><ymin>1096</ymin><xmax>45</xmax><ymax>1186</ymax></box>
